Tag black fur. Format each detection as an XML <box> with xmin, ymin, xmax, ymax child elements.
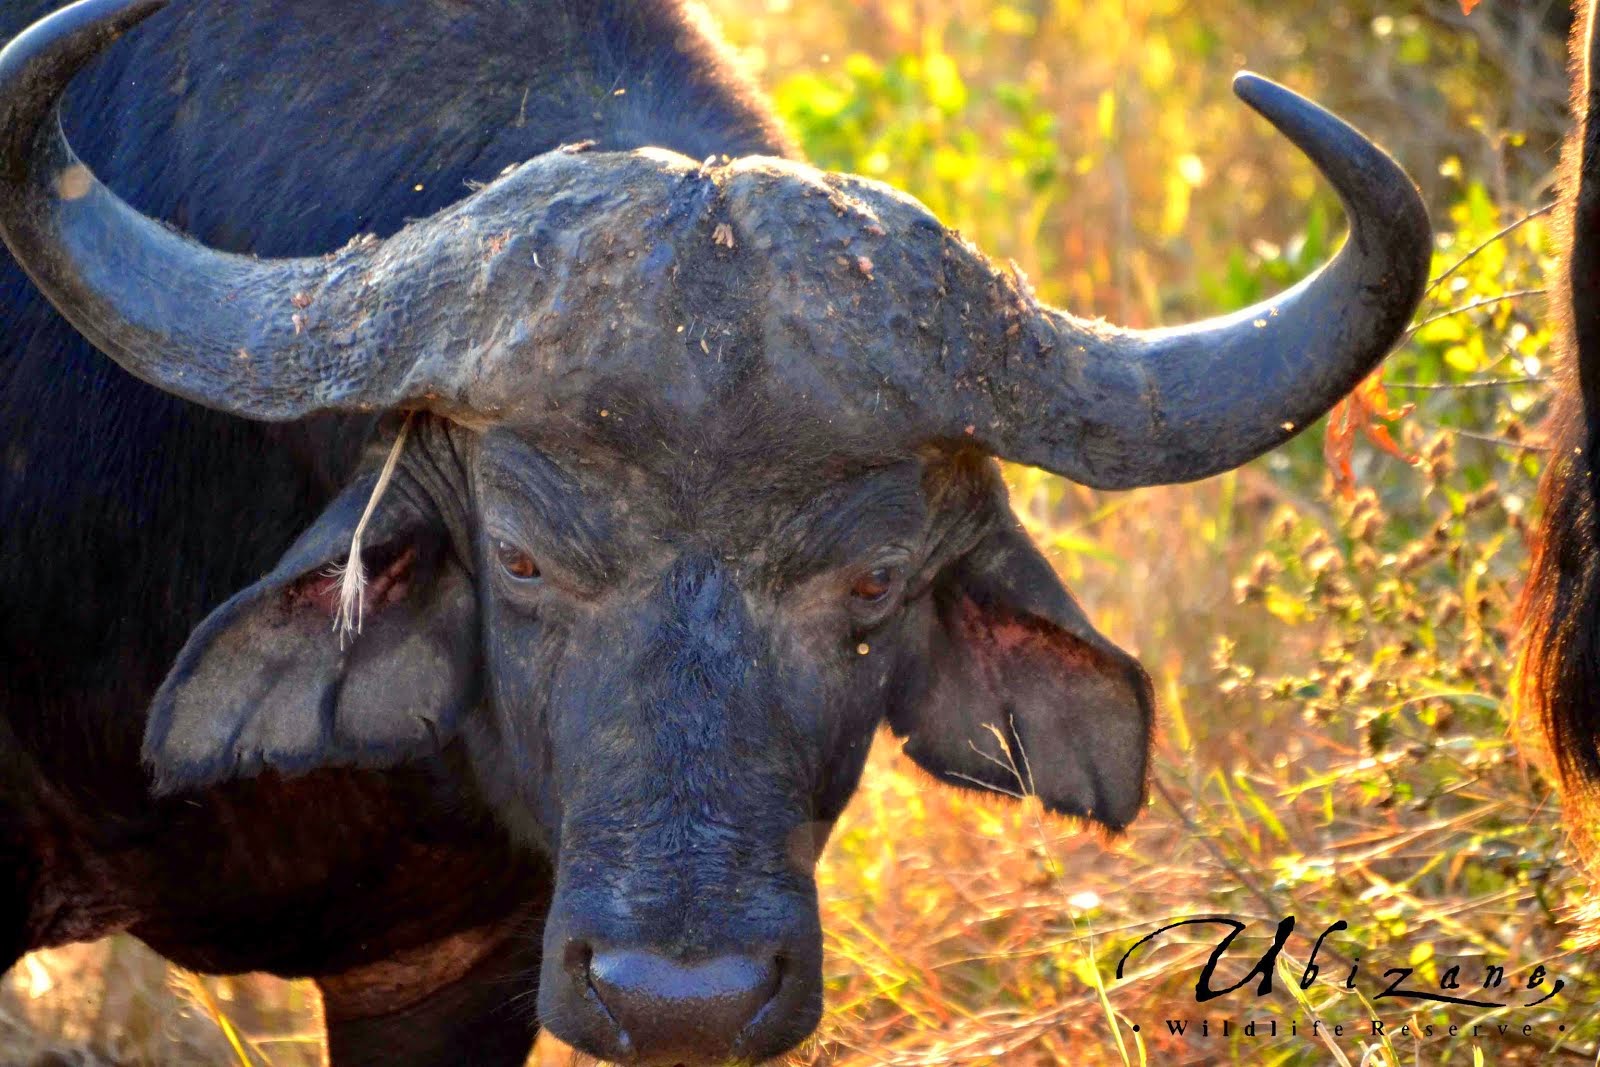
<box><xmin>1517</xmin><ymin>0</ymin><xmax>1600</xmax><ymax>839</ymax></box>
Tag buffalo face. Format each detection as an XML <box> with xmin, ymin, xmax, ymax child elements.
<box><xmin>468</xmin><ymin>427</ymin><xmax>1153</xmax><ymax>1062</ymax></box>
<box><xmin>139</xmin><ymin>405</ymin><xmax>1154</xmax><ymax>1062</ymax></box>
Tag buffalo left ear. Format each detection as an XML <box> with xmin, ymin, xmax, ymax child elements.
<box><xmin>887</xmin><ymin>522</ymin><xmax>1154</xmax><ymax>830</ymax></box>
<box><xmin>142</xmin><ymin>469</ymin><xmax>478</xmax><ymax>793</ymax></box>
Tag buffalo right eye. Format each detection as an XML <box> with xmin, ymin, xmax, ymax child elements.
<box><xmin>495</xmin><ymin>540</ymin><xmax>541</xmax><ymax>582</ymax></box>
<box><xmin>850</xmin><ymin>567</ymin><xmax>896</xmax><ymax>603</ymax></box>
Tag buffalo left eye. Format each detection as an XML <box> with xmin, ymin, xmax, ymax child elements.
<box><xmin>850</xmin><ymin>567</ymin><xmax>897</xmax><ymax>603</ymax></box>
<box><xmin>495</xmin><ymin>540</ymin><xmax>541</xmax><ymax>582</ymax></box>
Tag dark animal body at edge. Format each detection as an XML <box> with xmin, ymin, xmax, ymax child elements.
<box><xmin>1516</xmin><ymin>0</ymin><xmax>1600</xmax><ymax>869</ymax></box>
<box><xmin>1</xmin><ymin>0</ymin><xmax>787</xmax><ymax>1060</ymax></box>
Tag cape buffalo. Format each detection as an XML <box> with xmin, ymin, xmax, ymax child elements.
<box><xmin>0</xmin><ymin>0</ymin><xmax>1430</xmax><ymax>1063</ymax></box>
<box><xmin>1519</xmin><ymin>0</ymin><xmax>1600</xmax><ymax>860</ymax></box>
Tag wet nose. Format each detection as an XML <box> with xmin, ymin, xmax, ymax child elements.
<box><xmin>540</xmin><ymin>890</ymin><xmax>824</xmax><ymax>1063</ymax></box>
<box><xmin>578</xmin><ymin>945</ymin><xmax>780</xmax><ymax>1064</ymax></box>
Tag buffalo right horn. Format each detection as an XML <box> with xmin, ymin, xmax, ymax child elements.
<box><xmin>940</xmin><ymin>74</ymin><xmax>1431</xmax><ymax>489</ymax></box>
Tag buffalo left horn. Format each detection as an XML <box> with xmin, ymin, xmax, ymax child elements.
<box><xmin>0</xmin><ymin>0</ymin><xmax>451</xmax><ymax>421</ymax></box>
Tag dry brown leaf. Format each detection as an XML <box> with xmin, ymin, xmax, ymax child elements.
<box><xmin>1323</xmin><ymin>371</ymin><xmax>1416</xmax><ymax>498</ymax></box>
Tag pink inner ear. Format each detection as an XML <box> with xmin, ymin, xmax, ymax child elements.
<box><xmin>955</xmin><ymin>596</ymin><xmax>1101</xmax><ymax>675</ymax></box>
<box><xmin>283</xmin><ymin>544</ymin><xmax>418</xmax><ymax>619</ymax></box>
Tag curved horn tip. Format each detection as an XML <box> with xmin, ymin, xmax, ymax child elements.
<box><xmin>0</xmin><ymin>0</ymin><xmax>170</xmax><ymax>118</ymax></box>
<box><xmin>0</xmin><ymin>0</ymin><xmax>170</xmax><ymax>185</ymax></box>
<box><xmin>38</xmin><ymin>0</ymin><xmax>168</xmax><ymax>36</ymax></box>
<box><xmin>1227</xmin><ymin>68</ymin><xmax>1429</xmax><ymax>245</ymax></box>
<box><xmin>0</xmin><ymin>0</ymin><xmax>169</xmax><ymax>73</ymax></box>
<box><xmin>1230</xmin><ymin>70</ymin><xmax>1275</xmax><ymax>105</ymax></box>
<box><xmin>1229</xmin><ymin>71</ymin><xmax>1322</xmax><ymax>130</ymax></box>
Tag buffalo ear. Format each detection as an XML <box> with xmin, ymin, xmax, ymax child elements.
<box><xmin>887</xmin><ymin>522</ymin><xmax>1153</xmax><ymax>830</ymax></box>
<box><xmin>143</xmin><ymin>472</ymin><xmax>478</xmax><ymax>792</ymax></box>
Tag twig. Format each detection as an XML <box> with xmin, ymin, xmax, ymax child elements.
<box><xmin>1388</xmin><ymin>376</ymin><xmax>1548</xmax><ymax>390</ymax></box>
<box><xmin>1406</xmin><ymin>289</ymin><xmax>1547</xmax><ymax>338</ymax></box>
<box><xmin>1433</xmin><ymin>425</ymin><xmax>1548</xmax><ymax>452</ymax></box>
<box><xmin>1425</xmin><ymin>202</ymin><xmax>1555</xmax><ymax>298</ymax></box>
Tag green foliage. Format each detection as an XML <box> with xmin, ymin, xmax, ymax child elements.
<box><xmin>771</xmin><ymin>44</ymin><xmax>1061</xmax><ymax>237</ymax></box>
<box><xmin>1184</xmin><ymin>191</ymin><xmax>1586</xmax><ymax>1065</ymax></box>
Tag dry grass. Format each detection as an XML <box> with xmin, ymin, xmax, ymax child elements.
<box><xmin>7</xmin><ymin>1</ymin><xmax>1593</xmax><ymax>1065</ymax></box>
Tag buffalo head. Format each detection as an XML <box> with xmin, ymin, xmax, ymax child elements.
<box><xmin>0</xmin><ymin>1</ymin><xmax>1431</xmax><ymax>1063</ymax></box>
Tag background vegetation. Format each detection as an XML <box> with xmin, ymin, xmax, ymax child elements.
<box><xmin>4</xmin><ymin>1</ymin><xmax>1591</xmax><ymax>1064</ymax></box>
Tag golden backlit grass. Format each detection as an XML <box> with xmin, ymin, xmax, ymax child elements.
<box><xmin>4</xmin><ymin>2</ymin><xmax>1593</xmax><ymax>1065</ymax></box>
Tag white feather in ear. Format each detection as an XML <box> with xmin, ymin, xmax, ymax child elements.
<box><xmin>331</xmin><ymin>415</ymin><xmax>414</xmax><ymax>647</ymax></box>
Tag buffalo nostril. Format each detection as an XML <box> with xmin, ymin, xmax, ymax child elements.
<box><xmin>585</xmin><ymin>948</ymin><xmax>780</xmax><ymax>1060</ymax></box>
<box><xmin>563</xmin><ymin>938</ymin><xmax>594</xmax><ymax>978</ymax></box>
<box><xmin>561</xmin><ymin>940</ymin><xmax>634</xmax><ymax>1057</ymax></box>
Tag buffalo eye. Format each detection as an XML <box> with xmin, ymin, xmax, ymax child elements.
<box><xmin>495</xmin><ymin>539</ymin><xmax>541</xmax><ymax>582</ymax></box>
<box><xmin>850</xmin><ymin>566</ymin><xmax>897</xmax><ymax>604</ymax></box>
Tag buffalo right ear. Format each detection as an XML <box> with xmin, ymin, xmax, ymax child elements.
<box><xmin>142</xmin><ymin>471</ymin><xmax>480</xmax><ymax>792</ymax></box>
<box><xmin>886</xmin><ymin>520</ymin><xmax>1153</xmax><ymax>830</ymax></box>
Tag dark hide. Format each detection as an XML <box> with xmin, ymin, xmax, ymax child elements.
<box><xmin>1518</xmin><ymin>0</ymin><xmax>1600</xmax><ymax>855</ymax></box>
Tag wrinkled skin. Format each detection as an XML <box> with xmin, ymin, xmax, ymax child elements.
<box><xmin>0</xmin><ymin>2</ymin><xmax>1151</xmax><ymax>1063</ymax></box>
<box><xmin>145</xmin><ymin>405</ymin><xmax>1154</xmax><ymax>1063</ymax></box>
